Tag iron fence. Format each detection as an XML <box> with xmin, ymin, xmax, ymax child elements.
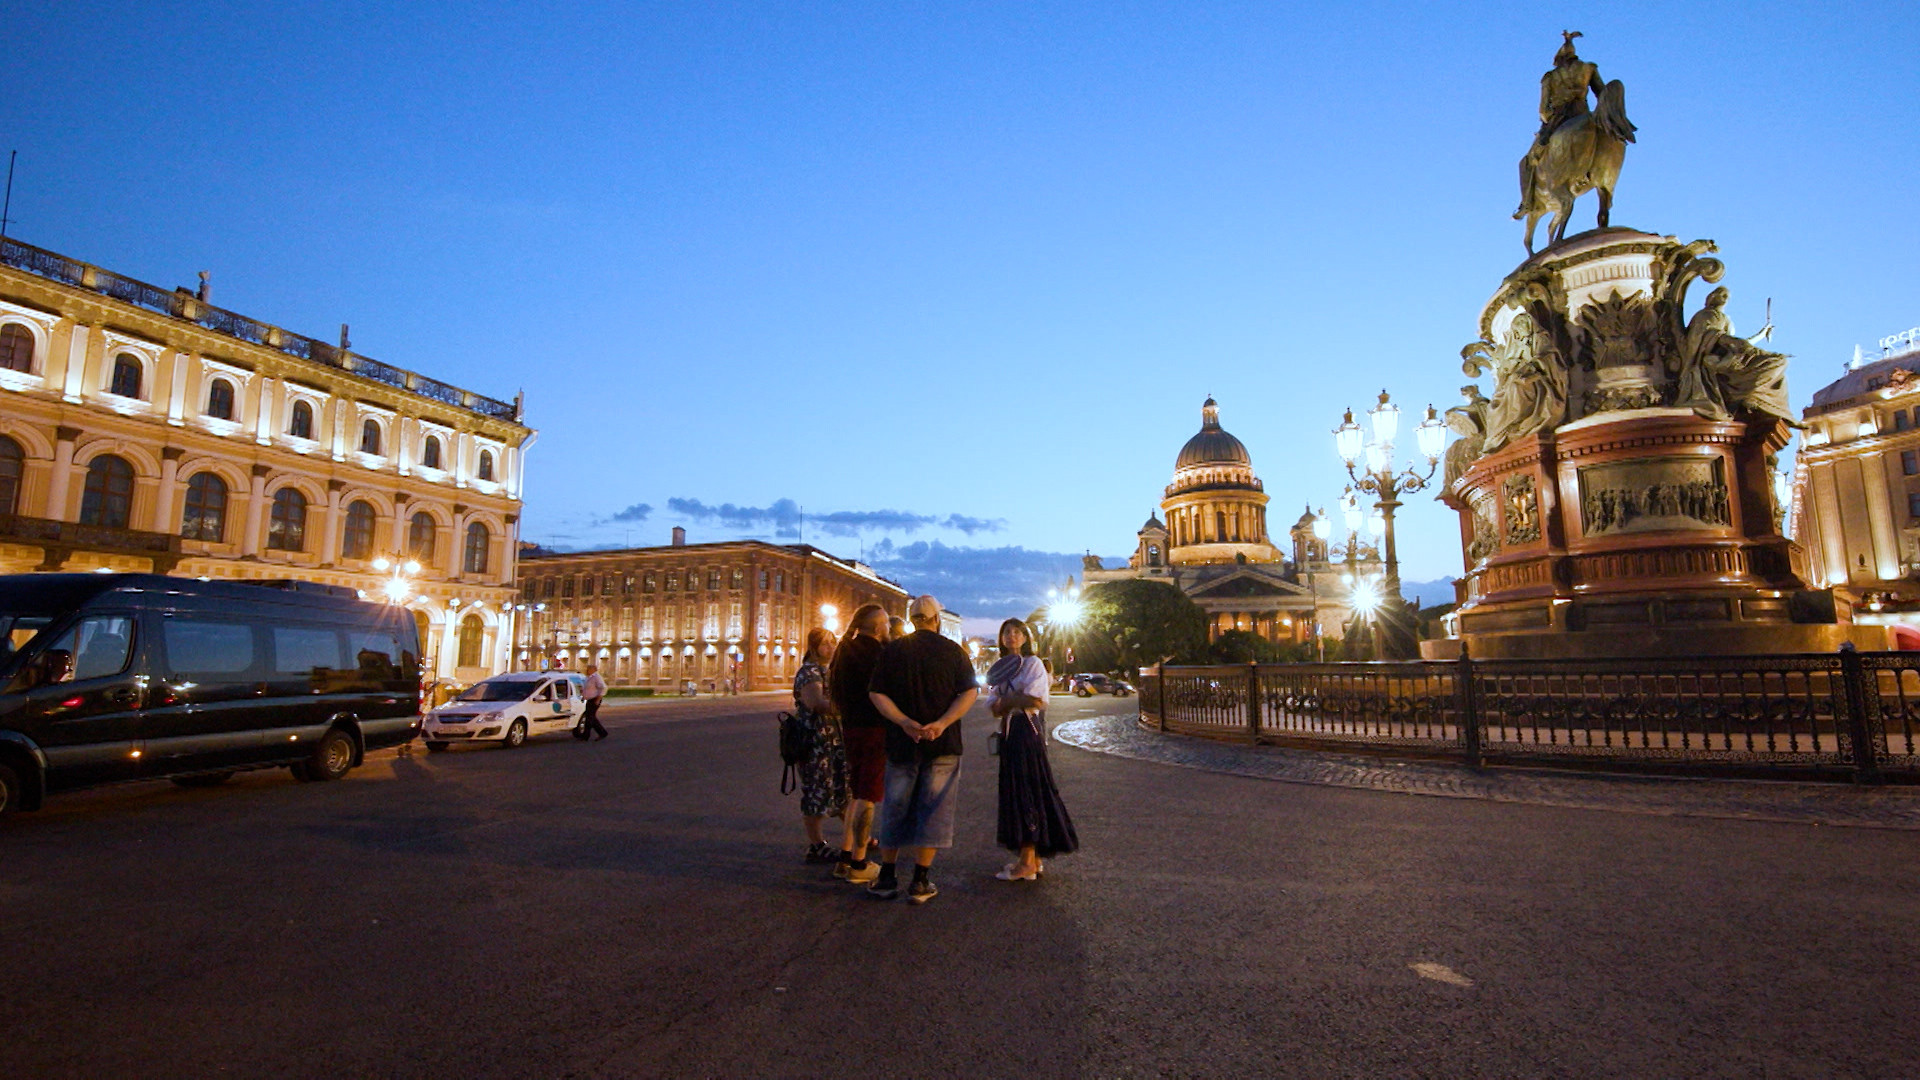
<box><xmin>1137</xmin><ymin>650</ymin><xmax>1920</xmax><ymax>781</ymax></box>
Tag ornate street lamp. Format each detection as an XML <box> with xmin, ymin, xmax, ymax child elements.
<box><xmin>1333</xmin><ymin>389</ymin><xmax>1447</xmax><ymax>659</ymax></box>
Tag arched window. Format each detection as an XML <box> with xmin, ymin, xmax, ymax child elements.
<box><xmin>110</xmin><ymin>354</ymin><xmax>143</xmax><ymax>399</ymax></box>
<box><xmin>80</xmin><ymin>455</ymin><xmax>134</xmax><ymax>528</ymax></box>
<box><xmin>342</xmin><ymin>500</ymin><xmax>377</xmax><ymax>560</ymax></box>
<box><xmin>268</xmin><ymin>487</ymin><xmax>308</xmax><ymax>551</ymax></box>
<box><xmin>288</xmin><ymin>400</ymin><xmax>314</xmax><ymax>440</ymax></box>
<box><xmin>205</xmin><ymin>378</ymin><xmax>235</xmax><ymax>421</ymax></box>
<box><xmin>413</xmin><ymin>610</ymin><xmax>433</xmax><ymax>658</ymax></box>
<box><xmin>464</xmin><ymin>522</ymin><xmax>490</xmax><ymax>574</ymax></box>
<box><xmin>1215</xmin><ymin>510</ymin><xmax>1227</xmax><ymax>542</ymax></box>
<box><xmin>421</xmin><ymin>435</ymin><xmax>442</xmax><ymax>469</ymax></box>
<box><xmin>1147</xmin><ymin>544</ymin><xmax>1161</xmax><ymax>568</ymax></box>
<box><xmin>359</xmin><ymin>419</ymin><xmax>382</xmax><ymax>455</ymax></box>
<box><xmin>0</xmin><ymin>323</ymin><xmax>33</xmax><ymax>373</ymax></box>
<box><xmin>457</xmin><ymin>614</ymin><xmax>485</xmax><ymax>669</ymax></box>
<box><xmin>180</xmin><ymin>472</ymin><xmax>229</xmax><ymax>542</ymax></box>
<box><xmin>477</xmin><ymin>449</ymin><xmax>494</xmax><ymax>481</ymax></box>
<box><xmin>408</xmin><ymin>512</ymin><xmax>437</xmax><ymax>560</ymax></box>
<box><xmin>0</xmin><ymin>436</ymin><xmax>22</xmax><ymax>515</ymax></box>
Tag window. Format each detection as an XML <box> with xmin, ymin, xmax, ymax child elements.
<box><xmin>775</xmin><ymin>571</ymin><xmax>785</xmax><ymax>593</ymax></box>
<box><xmin>110</xmin><ymin>354</ymin><xmax>142</xmax><ymax>398</ymax></box>
<box><xmin>666</xmin><ymin>572</ymin><xmax>679</xmax><ymax>592</ymax></box>
<box><xmin>422</xmin><ymin>435</ymin><xmax>442</xmax><ymax>469</ymax></box>
<box><xmin>162</xmin><ymin>619</ymin><xmax>255</xmax><ymax>677</ymax></box>
<box><xmin>464</xmin><ymin>522</ymin><xmax>490</xmax><ymax>573</ymax></box>
<box><xmin>359</xmin><ymin>418</ymin><xmax>382</xmax><ymax>455</ymax></box>
<box><xmin>707</xmin><ymin>569</ymin><xmax>720</xmax><ymax>591</ymax></box>
<box><xmin>622</xmin><ymin>574</ymin><xmax>635</xmax><ymax>597</ymax></box>
<box><xmin>1906</xmin><ymin>451</ymin><xmax>1920</xmax><ymax>477</ymax></box>
<box><xmin>602</xmin><ymin>575</ymin><xmax>614</xmax><ymax>596</ymax></box>
<box><xmin>206</xmin><ymin>378</ymin><xmax>235</xmax><ymax>420</ymax></box>
<box><xmin>643</xmin><ymin>571</ymin><xmax>657</xmax><ymax>592</ymax></box>
<box><xmin>288</xmin><ymin>400</ymin><xmax>314</xmax><ymax>440</ymax></box>
<box><xmin>562</xmin><ymin>577</ymin><xmax>575</xmax><ymax>598</ymax></box>
<box><xmin>343</xmin><ymin>500</ymin><xmax>377</xmax><ymax>560</ymax></box>
<box><xmin>180</xmin><ymin>472</ymin><xmax>229</xmax><ymax>542</ymax></box>
<box><xmin>0</xmin><ymin>323</ymin><xmax>32</xmax><ymax>373</ymax></box>
<box><xmin>273</xmin><ymin>626</ymin><xmax>344</xmax><ymax>675</ymax></box>
<box><xmin>543</xmin><ymin>578</ymin><xmax>556</xmax><ymax>599</ymax></box>
<box><xmin>45</xmin><ymin>615</ymin><xmax>136</xmax><ymax>683</ymax></box>
<box><xmin>0</xmin><ymin>436</ymin><xmax>21</xmax><ymax>516</ymax></box>
<box><xmin>408</xmin><ymin>512</ymin><xmax>436</xmax><ymax>560</ymax></box>
<box><xmin>1910</xmin><ymin>492</ymin><xmax>1920</xmax><ymax>519</ymax></box>
<box><xmin>1898</xmin><ymin>411</ymin><xmax>1912</xmax><ymax>433</ymax></box>
<box><xmin>478</xmin><ymin>449</ymin><xmax>494</xmax><ymax>481</ymax></box>
<box><xmin>79</xmin><ymin>455</ymin><xmax>134</xmax><ymax>529</ymax></box>
<box><xmin>268</xmin><ymin>487</ymin><xmax>308</xmax><ymax>551</ymax></box>
<box><xmin>457</xmin><ymin>614</ymin><xmax>485</xmax><ymax>668</ymax></box>
<box><xmin>730</xmin><ymin>568</ymin><xmax>744</xmax><ymax>590</ymax></box>
<box><xmin>759</xmin><ymin>570</ymin><xmax>769</xmax><ymax>590</ymax></box>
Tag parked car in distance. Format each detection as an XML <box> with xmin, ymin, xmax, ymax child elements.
<box><xmin>1070</xmin><ymin>673</ymin><xmax>1135</xmax><ymax>697</ymax></box>
<box><xmin>421</xmin><ymin>672</ymin><xmax>586</xmax><ymax>750</ymax></box>
<box><xmin>0</xmin><ymin>573</ymin><xmax>422</xmax><ymax>820</ymax></box>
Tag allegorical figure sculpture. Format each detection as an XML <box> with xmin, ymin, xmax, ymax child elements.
<box><xmin>1670</xmin><ymin>286</ymin><xmax>1796</xmax><ymax>427</ymax></box>
<box><xmin>1443</xmin><ymin>384</ymin><xmax>1489</xmax><ymax>489</ymax></box>
<box><xmin>1516</xmin><ymin>31</ymin><xmax>1637</xmax><ymax>253</ymax></box>
<box><xmin>1468</xmin><ymin>312</ymin><xmax>1569</xmax><ymax>453</ymax></box>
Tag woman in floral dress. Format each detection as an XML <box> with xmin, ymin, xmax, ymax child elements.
<box><xmin>794</xmin><ymin>626</ymin><xmax>849</xmax><ymax>863</ymax></box>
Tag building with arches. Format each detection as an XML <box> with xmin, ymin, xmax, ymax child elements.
<box><xmin>1085</xmin><ymin>397</ymin><xmax>1367</xmax><ymax>648</ymax></box>
<box><xmin>516</xmin><ymin>533</ymin><xmax>907</xmax><ymax>691</ymax></box>
<box><xmin>0</xmin><ymin>236</ymin><xmax>534</xmax><ymax>683</ymax></box>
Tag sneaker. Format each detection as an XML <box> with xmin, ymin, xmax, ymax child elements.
<box><xmin>832</xmin><ymin>859</ymin><xmax>851</xmax><ymax>880</ymax></box>
<box><xmin>866</xmin><ymin>878</ymin><xmax>901</xmax><ymax>901</ymax></box>
<box><xmin>907</xmin><ymin>878</ymin><xmax>938</xmax><ymax>905</ymax></box>
<box><xmin>804</xmin><ymin>842</ymin><xmax>837</xmax><ymax>864</ymax></box>
<box><xmin>845</xmin><ymin>860</ymin><xmax>880</xmax><ymax>885</ymax></box>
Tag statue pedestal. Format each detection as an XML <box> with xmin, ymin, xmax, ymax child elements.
<box><xmin>1423</xmin><ymin>228</ymin><xmax>1878</xmax><ymax>659</ymax></box>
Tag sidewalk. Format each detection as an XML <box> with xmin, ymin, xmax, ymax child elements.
<box><xmin>1053</xmin><ymin>714</ymin><xmax>1920</xmax><ymax>831</ymax></box>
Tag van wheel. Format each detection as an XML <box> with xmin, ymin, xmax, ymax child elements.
<box><xmin>303</xmin><ymin>728</ymin><xmax>356</xmax><ymax>781</ymax></box>
<box><xmin>171</xmin><ymin>771</ymin><xmax>235</xmax><ymax>788</ymax></box>
<box><xmin>425</xmin><ymin>741</ymin><xmax>450</xmax><ymax>753</ymax></box>
<box><xmin>502</xmin><ymin>719</ymin><xmax>528</xmax><ymax>749</ymax></box>
<box><xmin>0</xmin><ymin>762</ymin><xmax>19</xmax><ymax>818</ymax></box>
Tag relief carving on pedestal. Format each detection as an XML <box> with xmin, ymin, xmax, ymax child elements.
<box><xmin>1575</xmin><ymin>290</ymin><xmax>1666</xmax><ymax>414</ymax></box>
<box><xmin>1504</xmin><ymin>474</ymin><xmax>1542</xmax><ymax>545</ymax></box>
<box><xmin>1578</xmin><ymin>456</ymin><xmax>1730</xmax><ymax>537</ymax></box>
<box><xmin>1466</xmin><ymin>495</ymin><xmax>1500</xmax><ymax>564</ymax></box>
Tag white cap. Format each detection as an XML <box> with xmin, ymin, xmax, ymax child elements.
<box><xmin>909</xmin><ymin>594</ymin><xmax>942</xmax><ymax>620</ymax></box>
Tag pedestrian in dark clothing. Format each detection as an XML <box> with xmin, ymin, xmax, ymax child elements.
<box><xmin>581</xmin><ymin>664</ymin><xmax>609</xmax><ymax>740</ymax></box>
<box><xmin>866</xmin><ymin>595</ymin><xmax>978</xmax><ymax>905</ymax></box>
<box><xmin>828</xmin><ymin>603</ymin><xmax>890</xmax><ymax>884</ymax></box>
<box><xmin>985</xmin><ymin>619</ymin><xmax>1077</xmax><ymax>881</ymax></box>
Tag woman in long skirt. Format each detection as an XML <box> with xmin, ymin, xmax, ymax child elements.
<box><xmin>793</xmin><ymin>627</ymin><xmax>848</xmax><ymax>863</ymax></box>
<box><xmin>985</xmin><ymin>618</ymin><xmax>1078</xmax><ymax>881</ymax></box>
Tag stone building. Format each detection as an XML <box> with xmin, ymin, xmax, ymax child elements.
<box><xmin>514</xmin><ymin>530</ymin><xmax>908</xmax><ymax>690</ymax></box>
<box><xmin>0</xmin><ymin>236</ymin><xmax>533</xmax><ymax>682</ymax></box>
<box><xmin>1086</xmin><ymin>398</ymin><xmax>1367</xmax><ymax>646</ymax></box>
<box><xmin>1791</xmin><ymin>329</ymin><xmax>1920</xmax><ymax>626</ymax></box>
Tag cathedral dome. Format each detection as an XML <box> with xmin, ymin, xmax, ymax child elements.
<box><xmin>1174</xmin><ymin>398</ymin><xmax>1252</xmax><ymax>470</ymax></box>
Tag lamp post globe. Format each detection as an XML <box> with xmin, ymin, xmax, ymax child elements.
<box><xmin>1331</xmin><ymin>388</ymin><xmax>1444</xmax><ymax>660</ymax></box>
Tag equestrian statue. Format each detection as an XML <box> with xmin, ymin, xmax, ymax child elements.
<box><xmin>1516</xmin><ymin>31</ymin><xmax>1637</xmax><ymax>254</ymax></box>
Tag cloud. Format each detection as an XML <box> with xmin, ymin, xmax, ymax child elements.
<box><xmin>666</xmin><ymin>497</ymin><xmax>805</xmax><ymax>538</ymax></box>
<box><xmin>862</xmin><ymin>539</ymin><xmax>1115</xmax><ymax>618</ymax></box>
<box><xmin>942</xmin><ymin>514</ymin><xmax>1007</xmax><ymax>535</ymax></box>
<box><xmin>597</xmin><ymin>502</ymin><xmax>652</xmax><ymax>524</ymax></box>
<box><xmin>660</xmin><ymin>497</ymin><xmax>1006</xmax><ymax>540</ymax></box>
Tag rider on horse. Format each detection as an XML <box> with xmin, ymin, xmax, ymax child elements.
<box><xmin>1517</xmin><ymin>31</ymin><xmax>1637</xmax><ymax>220</ymax></box>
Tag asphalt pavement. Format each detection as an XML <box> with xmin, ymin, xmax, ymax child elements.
<box><xmin>2</xmin><ymin>692</ymin><xmax>1915</xmax><ymax>1078</ymax></box>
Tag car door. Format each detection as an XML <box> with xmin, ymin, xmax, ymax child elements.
<box><xmin>30</xmin><ymin>610</ymin><xmax>149</xmax><ymax>789</ymax></box>
<box><xmin>144</xmin><ymin>610</ymin><xmax>275</xmax><ymax>772</ymax></box>
<box><xmin>540</xmin><ymin>678</ymin><xmax>576</xmax><ymax>732</ymax></box>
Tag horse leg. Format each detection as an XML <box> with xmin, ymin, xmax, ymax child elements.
<box><xmin>1523</xmin><ymin>210</ymin><xmax>1540</xmax><ymax>254</ymax></box>
<box><xmin>1596</xmin><ymin>184</ymin><xmax>1612</xmax><ymax>229</ymax></box>
<box><xmin>1548</xmin><ymin>197</ymin><xmax>1573</xmax><ymax>246</ymax></box>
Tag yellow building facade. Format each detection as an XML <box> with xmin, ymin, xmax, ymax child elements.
<box><xmin>0</xmin><ymin>236</ymin><xmax>534</xmax><ymax>682</ymax></box>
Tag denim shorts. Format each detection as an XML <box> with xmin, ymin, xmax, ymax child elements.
<box><xmin>876</xmin><ymin>756</ymin><xmax>963</xmax><ymax>850</ymax></box>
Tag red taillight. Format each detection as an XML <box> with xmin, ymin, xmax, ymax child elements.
<box><xmin>60</xmin><ymin>696</ymin><xmax>84</xmax><ymax>709</ymax></box>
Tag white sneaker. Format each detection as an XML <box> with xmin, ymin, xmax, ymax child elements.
<box><xmin>845</xmin><ymin>861</ymin><xmax>881</xmax><ymax>884</ymax></box>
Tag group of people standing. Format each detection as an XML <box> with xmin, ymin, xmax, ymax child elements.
<box><xmin>789</xmin><ymin>594</ymin><xmax>1078</xmax><ymax>904</ymax></box>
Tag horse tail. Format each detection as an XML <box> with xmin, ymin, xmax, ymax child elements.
<box><xmin>1596</xmin><ymin>80</ymin><xmax>1637</xmax><ymax>144</ymax></box>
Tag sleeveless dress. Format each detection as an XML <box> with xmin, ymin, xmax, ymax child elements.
<box><xmin>793</xmin><ymin>660</ymin><xmax>848</xmax><ymax>818</ymax></box>
<box><xmin>987</xmin><ymin>654</ymin><xmax>1078</xmax><ymax>857</ymax></box>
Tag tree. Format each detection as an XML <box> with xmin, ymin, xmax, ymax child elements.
<box><xmin>1207</xmin><ymin>628</ymin><xmax>1285</xmax><ymax>664</ymax></box>
<box><xmin>1053</xmin><ymin>579</ymin><xmax>1210</xmax><ymax>673</ymax></box>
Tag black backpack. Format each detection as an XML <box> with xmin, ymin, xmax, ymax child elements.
<box><xmin>777</xmin><ymin>711</ymin><xmax>808</xmax><ymax>794</ymax></box>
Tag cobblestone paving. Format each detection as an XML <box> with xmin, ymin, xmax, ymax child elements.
<box><xmin>1053</xmin><ymin>714</ymin><xmax>1920</xmax><ymax>831</ymax></box>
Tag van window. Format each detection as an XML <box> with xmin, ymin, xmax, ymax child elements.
<box><xmin>274</xmin><ymin>627</ymin><xmax>345</xmax><ymax>675</ymax></box>
<box><xmin>45</xmin><ymin>616</ymin><xmax>136</xmax><ymax>682</ymax></box>
<box><xmin>164</xmin><ymin>619</ymin><xmax>256</xmax><ymax>676</ymax></box>
<box><xmin>533</xmin><ymin>682</ymin><xmax>555</xmax><ymax>701</ymax></box>
<box><xmin>556</xmin><ymin>680</ymin><xmax>573</xmax><ymax>700</ymax></box>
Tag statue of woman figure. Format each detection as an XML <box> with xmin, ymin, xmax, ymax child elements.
<box><xmin>1481</xmin><ymin>312</ymin><xmax>1568</xmax><ymax>453</ymax></box>
<box><xmin>1443</xmin><ymin>384</ymin><xmax>1490</xmax><ymax>489</ymax></box>
<box><xmin>1672</xmin><ymin>287</ymin><xmax>1795</xmax><ymax>426</ymax></box>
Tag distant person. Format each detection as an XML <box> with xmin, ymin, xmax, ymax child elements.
<box><xmin>887</xmin><ymin>615</ymin><xmax>910</xmax><ymax>641</ymax></box>
<box><xmin>865</xmin><ymin>595</ymin><xmax>978</xmax><ymax>904</ymax></box>
<box><xmin>985</xmin><ymin>618</ymin><xmax>1077</xmax><ymax>881</ymax></box>
<box><xmin>793</xmin><ymin>627</ymin><xmax>849</xmax><ymax>864</ymax></box>
<box><xmin>827</xmin><ymin>603</ymin><xmax>890</xmax><ymax>884</ymax></box>
<box><xmin>580</xmin><ymin>663</ymin><xmax>609</xmax><ymax>740</ymax></box>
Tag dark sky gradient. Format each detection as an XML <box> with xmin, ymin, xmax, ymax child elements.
<box><xmin>5</xmin><ymin>2</ymin><xmax>1917</xmax><ymax>623</ymax></box>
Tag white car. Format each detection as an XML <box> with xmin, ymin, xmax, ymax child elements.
<box><xmin>422</xmin><ymin>672</ymin><xmax>587</xmax><ymax>750</ymax></box>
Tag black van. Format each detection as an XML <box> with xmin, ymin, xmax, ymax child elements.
<box><xmin>0</xmin><ymin>573</ymin><xmax>422</xmax><ymax>818</ymax></box>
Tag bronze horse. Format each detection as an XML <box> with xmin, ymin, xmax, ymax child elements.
<box><xmin>1517</xmin><ymin>79</ymin><xmax>1634</xmax><ymax>254</ymax></box>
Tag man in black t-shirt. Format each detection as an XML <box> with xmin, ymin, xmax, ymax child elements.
<box><xmin>828</xmin><ymin>604</ymin><xmax>891</xmax><ymax>883</ymax></box>
<box><xmin>865</xmin><ymin>594</ymin><xmax>978</xmax><ymax>904</ymax></box>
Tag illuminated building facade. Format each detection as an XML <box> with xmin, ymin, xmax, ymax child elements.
<box><xmin>0</xmin><ymin>236</ymin><xmax>533</xmax><ymax>681</ymax></box>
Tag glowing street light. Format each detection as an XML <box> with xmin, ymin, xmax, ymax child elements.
<box><xmin>370</xmin><ymin>553</ymin><xmax>418</xmax><ymax>606</ymax></box>
<box><xmin>1332</xmin><ymin>388</ymin><xmax>1445</xmax><ymax>659</ymax></box>
<box><xmin>819</xmin><ymin>602</ymin><xmax>840</xmax><ymax>633</ymax></box>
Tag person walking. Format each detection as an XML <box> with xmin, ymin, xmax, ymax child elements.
<box><xmin>580</xmin><ymin>663</ymin><xmax>609</xmax><ymax>741</ymax></box>
<box><xmin>985</xmin><ymin>618</ymin><xmax>1077</xmax><ymax>881</ymax></box>
<box><xmin>827</xmin><ymin>603</ymin><xmax>890</xmax><ymax>884</ymax></box>
<box><xmin>866</xmin><ymin>595</ymin><xmax>978</xmax><ymax>904</ymax></box>
<box><xmin>794</xmin><ymin>627</ymin><xmax>849</xmax><ymax>864</ymax></box>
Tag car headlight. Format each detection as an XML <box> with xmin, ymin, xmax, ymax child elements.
<box><xmin>476</xmin><ymin>711</ymin><xmax>503</xmax><ymax>723</ymax></box>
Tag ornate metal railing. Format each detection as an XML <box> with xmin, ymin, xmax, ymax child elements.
<box><xmin>0</xmin><ymin>236</ymin><xmax>521</xmax><ymax>423</ymax></box>
<box><xmin>1137</xmin><ymin>650</ymin><xmax>1920</xmax><ymax>781</ymax></box>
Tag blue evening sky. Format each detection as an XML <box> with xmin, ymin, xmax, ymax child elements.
<box><xmin>5</xmin><ymin>2</ymin><xmax>1917</xmax><ymax>619</ymax></box>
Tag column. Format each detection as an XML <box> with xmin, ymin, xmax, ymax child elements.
<box><xmin>152</xmin><ymin>448</ymin><xmax>183</xmax><ymax>533</ymax></box>
<box><xmin>166</xmin><ymin>353</ymin><xmax>190</xmax><ymax>426</ymax></box>
<box><xmin>46</xmin><ymin>427</ymin><xmax>80</xmax><ymax>522</ymax></box>
<box><xmin>391</xmin><ymin>494</ymin><xmax>410</xmax><ymax>554</ymax></box>
<box><xmin>241</xmin><ymin>465</ymin><xmax>269</xmax><ymax>556</ymax></box>
<box><xmin>394</xmin><ymin>415</ymin><xmax>414</xmax><ymax>476</ymax></box>
<box><xmin>328</xmin><ymin>397</ymin><xmax>348</xmax><ymax>461</ymax></box>
<box><xmin>254</xmin><ymin>377</ymin><xmax>278</xmax><ymax>445</ymax></box>
<box><xmin>453</xmin><ymin>431</ymin><xmax>472</xmax><ymax>489</ymax></box>
<box><xmin>61</xmin><ymin>327</ymin><xmax>90</xmax><ymax>403</ymax></box>
<box><xmin>319</xmin><ymin>482</ymin><xmax>344</xmax><ymax>564</ymax></box>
